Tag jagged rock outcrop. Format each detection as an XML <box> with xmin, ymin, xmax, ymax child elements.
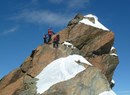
<box><xmin>67</xmin><ymin>13</ymin><xmax>84</xmax><ymax>27</ymax></box>
<box><xmin>0</xmin><ymin>14</ymin><xmax>119</xmax><ymax>95</ymax></box>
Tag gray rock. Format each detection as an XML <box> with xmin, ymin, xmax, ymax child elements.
<box><xmin>42</xmin><ymin>67</ymin><xmax>110</xmax><ymax>95</ymax></box>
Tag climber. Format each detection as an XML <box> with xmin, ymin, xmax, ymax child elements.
<box><xmin>43</xmin><ymin>34</ymin><xmax>47</xmax><ymax>44</ymax></box>
<box><xmin>56</xmin><ymin>34</ymin><xmax>60</xmax><ymax>44</ymax></box>
<box><xmin>47</xmin><ymin>28</ymin><xmax>54</xmax><ymax>43</ymax></box>
<box><xmin>53</xmin><ymin>35</ymin><xmax>60</xmax><ymax>48</ymax></box>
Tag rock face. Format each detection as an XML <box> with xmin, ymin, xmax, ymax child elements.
<box><xmin>42</xmin><ymin>67</ymin><xmax>111</xmax><ymax>95</ymax></box>
<box><xmin>0</xmin><ymin>14</ymin><xmax>119</xmax><ymax>95</ymax></box>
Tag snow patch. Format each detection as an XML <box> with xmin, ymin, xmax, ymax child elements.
<box><xmin>79</xmin><ymin>14</ymin><xmax>109</xmax><ymax>31</ymax></box>
<box><xmin>110</xmin><ymin>53</ymin><xmax>118</xmax><ymax>57</ymax></box>
<box><xmin>36</xmin><ymin>55</ymin><xmax>92</xmax><ymax>94</ymax></box>
<box><xmin>62</xmin><ymin>41</ymin><xmax>76</xmax><ymax>49</ymax></box>
<box><xmin>110</xmin><ymin>46</ymin><xmax>118</xmax><ymax>56</ymax></box>
<box><xmin>99</xmin><ymin>90</ymin><xmax>116</xmax><ymax>95</ymax></box>
<box><xmin>111</xmin><ymin>79</ymin><xmax>115</xmax><ymax>84</ymax></box>
<box><xmin>111</xmin><ymin>46</ymin><xmax>115</xmax><ymax>51</ymax></box>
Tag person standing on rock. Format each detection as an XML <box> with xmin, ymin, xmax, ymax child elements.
<box><xmin>48</xmin><ymin>28</ymin><xmax>54</xmax><ymax>44</ymax></box>
<box><xmin>43</xmin><ymin>34</ymin><xmax>47</xmax><ymax>44</ymax></box>
<box><xmin>56</xmin><ymin>34</ymin><xmax>60</xmax><ymax>44</ymax></box>
<box><xmin>53</xmin><ymin>35</ymin><xmax>60</xmax><ymax>48</ymax></box>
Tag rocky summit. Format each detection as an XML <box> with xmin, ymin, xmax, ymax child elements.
<box><xmin>0</xmin><ymin>14</ymin><xmax>119</xmax><ymax>95</ymax></box>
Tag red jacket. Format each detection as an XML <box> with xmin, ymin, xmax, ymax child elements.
<box><xmin>53</xmin><ymin>36</ymin><xmax>58</xmax><ymax>41</ymax></box>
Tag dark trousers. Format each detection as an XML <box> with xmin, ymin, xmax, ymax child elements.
<box><xmin>44</xmin><ymin>38</ymin><xmax>47</xmax><ymax>43</ymax></box>
<box><xmin>48</xmin><ymin>35</ymin><xmax>52</xmax><ymax>42</ymax></box>
<box><xmin>53</xmin><ymin>41</ymin><xmax>58</xmax><ymax>48</ymax></box>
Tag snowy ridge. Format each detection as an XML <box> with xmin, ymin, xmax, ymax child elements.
<box><xmin>79</xmin><ymin>14</ymin><xmax>109</xmax><ymax>31</ymax></box>
<box><xmin>99</xmin><ymin>90</ymin><xmax>116</xmax><ymax>95</ymax></box>
<box><xmin>36</xmin><ymin>55</ymin><xmax>92</xmax><ymax>94</ymax></box>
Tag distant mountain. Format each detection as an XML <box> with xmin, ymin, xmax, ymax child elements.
<box><xmin>0</xmin><ymin>13</ymin><xmax>119</xmax><ymax>95</ymax></box>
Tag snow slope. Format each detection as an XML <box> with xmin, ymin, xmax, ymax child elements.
<box><xmin>79</xmin><ymin>14</ymin><xmax>109</xmax><ymax>31</ymax></box>
<box><xmin>35</xmin><ymin>55</ymin><xmax>92</xmax><ymax>94</ymax></box>
<box><xmin>99</xmin><ymin>90</ymin><xmax>116</xmax><ymax>95</ymax></box>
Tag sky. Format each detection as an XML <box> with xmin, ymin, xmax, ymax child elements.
<box><xmin>0</xmin><ymin>0</ymin><xmax>129</xmax><ymax>95</ymax></box>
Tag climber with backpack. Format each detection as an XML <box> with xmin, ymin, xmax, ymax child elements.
<box><xmin>53</xmin><ymin>34</ymin><xmax>60</xmax><ymax>48</ymax></box>
<box><xmin>56</xmin><ymin>34</ymin><xmax>60</xmax><ymax>44</ymax></box>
